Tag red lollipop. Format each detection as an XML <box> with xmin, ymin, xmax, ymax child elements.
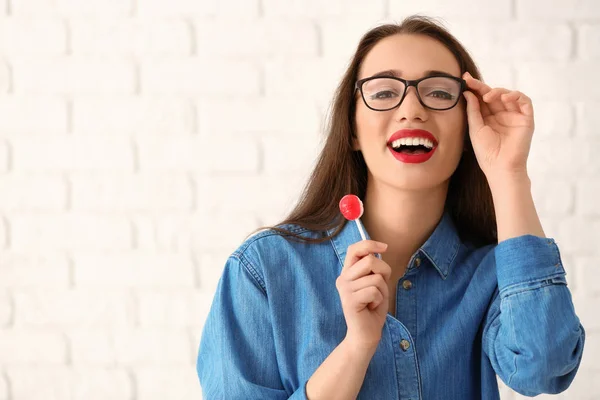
<box><xmin>339</xmin><ymin>194</ymin><xmax>363</xmax><ymax>221</ymax></box>
<box><xmin>339</xmin><ymin>194</ymin><xmax>381</xmax><ymax>259</ymax></box>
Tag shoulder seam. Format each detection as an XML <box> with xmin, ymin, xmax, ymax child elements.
<box><xmin>230</xmin><ymin>253</ymin><xmax>267</xmax><ymax>295</ymax></box>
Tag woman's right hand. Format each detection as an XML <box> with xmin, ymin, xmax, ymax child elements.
<box><xmin>336</xmin><ymin>240</ymin><xmax>392</xmax><ymax>352</ymax></box>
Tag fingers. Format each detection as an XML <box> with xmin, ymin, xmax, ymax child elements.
<box><xmin>349</xmin><ymin>269</ymin><xmax>387</xmax><ymax>292</ymax></box>
<box><xmin>463</xmin><ymin>91</ymin><xmax>485</xmax><ymax>133</ymax></box>
<box><xmin>353</xmin><ymin>282</ymin><xmax>388</xmax><ymax>311</ymax></box>
<box><xmin>463</xmin><ymin>71</ymin><xmax>492</xmax><ymax>117</ymax></box>
<box><xmin>501</xmin><ymin>90</ymin><xmax>534</xmax><ymax>117</ymax></box>
<box><xmin>336</xmin><ymin>267</ymin><xmax>389</xmax><ymax>310</ymax></box>
<box><xmin>342</xmin><ymin>240</ymin><xmax>388</xmax><ymax>271</ymax></box>
<box><xmin>345</xmin><ymin>253</ymin><xmax>392</xmax><ymax>282</ymax></box>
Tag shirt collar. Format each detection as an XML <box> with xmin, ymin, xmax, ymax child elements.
<box><xmin>327</xmin><ymin>211</ymin><xmax>463</xmax><ymax>279</ymax></box>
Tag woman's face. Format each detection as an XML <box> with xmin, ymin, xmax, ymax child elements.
<box><xmin>354</xmin><ymin>34</ymin><xmax>467</xmax><ymax>191</ymax></box>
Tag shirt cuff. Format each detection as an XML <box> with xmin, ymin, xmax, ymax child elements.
<box><xmin>495</xmin><ymin>234</ymin><xmax>566</xmax><ymax>293</ymax></box>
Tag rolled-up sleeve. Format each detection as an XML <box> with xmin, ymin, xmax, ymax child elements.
<box><xmin>482</xmin><ymin>235</ymin><xmax>585</xmax><ymax>397</ymax></box>
<box><xmin>197</xmin><ymin>254</ymin><xmax>308</xmax><ymax>399</ymax></box>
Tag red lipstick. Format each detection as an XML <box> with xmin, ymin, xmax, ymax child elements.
<box><xmin>387</xmin><ymin>129</ymin><xmax>438</xmax><ymax>164</ymax></box>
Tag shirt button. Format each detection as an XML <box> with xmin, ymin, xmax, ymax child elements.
<box><xmin>402</xmin><ymin>280</ymin><xmax>413</xmax><ymax>290</ymax></box>
<box><xmin>414</xmin><ymin>257</ymin><xmax>421</xmax><ymax>267</ymax></box>
<box><xmin>400</xmin><ymin>339</ymin><xmax>410</xmax><ymax>351</ymax></box>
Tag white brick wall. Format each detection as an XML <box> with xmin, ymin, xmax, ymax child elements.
<box><xmin>0</xmin><ymin>1</ymin><xmax>598</xmax><ymax>399</ymax></box>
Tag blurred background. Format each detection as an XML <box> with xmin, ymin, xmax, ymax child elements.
<box><xmin>0</xmin><ymin>0</ymin><xmax>598</xmax><ymax>399</ymax></box>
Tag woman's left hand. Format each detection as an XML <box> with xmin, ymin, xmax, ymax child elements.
<box><xmin>462</xmin><ymin>71</ymin><xmax>535</xmax><ymax>180</ymax></box>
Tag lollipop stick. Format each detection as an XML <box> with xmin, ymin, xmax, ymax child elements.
<box><xmin>354</xmin><ymin>218</ymin><xmax>382</xmax><ymax>259</ymax></box>
<box><xmin>354</xmin><ymin>219</ymin><xmax>367</xmax><ymax>241</ymax></box>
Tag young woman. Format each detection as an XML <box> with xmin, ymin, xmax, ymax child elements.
<box><xmin>197</xmin><ymin>15</ymin><xmax>585</xmax><ymax>400</ymax></box>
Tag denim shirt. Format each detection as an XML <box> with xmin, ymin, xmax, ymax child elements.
<box><xmin>197</xmin><ymin>212</ymin><xmax>585</xmax><ymax>400</ymax></box>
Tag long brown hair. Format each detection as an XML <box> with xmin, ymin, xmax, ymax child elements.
<box><xmin>248</xmin><ymin>15</ymin><xmax>497</xmax><ymax>247</ymax></box>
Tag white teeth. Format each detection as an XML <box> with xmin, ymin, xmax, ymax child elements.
<box><xmin>390</xmin><ymin>137</ymin><xmax>435</xmax><ymax>149</ymax></box>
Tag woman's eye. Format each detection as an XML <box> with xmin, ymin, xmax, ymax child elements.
<box><xmin>372</xmin><ymin>91</ymin><xmax>397</xmax><ymax>99</ymax></box>
<box><xmin>428</xmin><ymin>90</ymin><xmax>454</xmax><ymax>99</ymax></box>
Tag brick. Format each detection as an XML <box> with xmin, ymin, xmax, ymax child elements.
<box><xmin>389</xmin><ymin>0</ymin><xmax>511</xmax><ymax>18</ymax></box>
<box><xmin>0</xmin><ymin>173</ymin><xmax>67</xmax><ymax>210</ymax></box>
<box><xmin>141</xmin><ymin>60</ymin><xmax>260</xmax><ymax>95</ymax></box>
<box><xmin>137</xmin><ymin>290</ymin><xmax>212</xmax><ymax>327</ymax></box>
<box><xmin>530</xmin><ymin>177</ymin><xmax>574</xmax><ymax>216</ymax></box>
<box><xmin>12</xmin><ymin>59</ymin><xmax>136</xmax><ymax>94</ymax></box>
<box><xmin>517</xmin><ymin>62</ymin><xmax>600</xmax><ymax>101</ymax></box>
<box><xmin>473</xmin><ymin>60</ymin><xmax>514</xmax><ymax>90</ymax></box>
<box><xmin>13</xmin><ymin>290</ymin><xmax>135</xmax><ymax>327</ymax></box>
<box><xmin>196</xmin><ymin>174</ymin><xmax>307</xmax><ymax>215</ymax></box>
<box><xmin>575</xmin><ymin>101</ymin><xmax>600</xmax><ymax>137</ymax></box>
<box><xmin>135</xmin><ymin>367</ymin><xmax>203</xmax><ymax>400</ymax></box>
<box><xmin>449</xmin><ymin>22</ymin><xmax>572</xmax><ymax>61</ymax></box>
<box><xmin>263</xmin><ymin>0</ymin><xmax>385</xmax><ymax>18</ymax></box>
<box><xmin>0</xmin><ymin>330</ymin><xmax>66</xmax><ymax>364</ymax></box>
<box><xmin>195</xmin><ymin>18</ymin><xmax>318</xmax><ymax>57</ymax></box>
<box><xmin>9</xmin><ymin>214</ymin><xmax>132</xmax><ymax>251</ymax></box>
<box><xmin>0</xmin><ymin>251</ymin><xmax>69</xmax><ymax>288</ymax></box>
<box><xmin>0</xmin><ymin>141</ymin><xmax>8</xmax><ymax>173</ymax></box>
<box><xmin>0</xmin><ymin>217</ymin><xmax>7</xmax><ymax>249</ymax></box>
<box><xmin>7</xmin><ymin>367</ymin><xmax>132</xmax><ymax>400</ymax></box>
<box><xmin>0</xmin><ymin>18</ymin><xmax>66</xmax><ymax>55</ymax></box>
<box><xmin>320</xmin><ymin>18</ymin><xmax>410</xmax><ymax>58</ymax></box>
<box><xmin>213</xmin><ymin>0</ymin><xmax>260</xmax><ymax>18</ymax></box>
<box><xmin>532</xmin><ymin>101</ymin><xmax>574</xmax><ymax>138</ymax></box>
<box><xmin>70</xmin><ymin>19</ymin><xmax>192</xmax><ymax>56</ymax></box>
<box><xmin>576</xmin><ymin>179</ymin><xmax>600</xmax><ymax>216</ymax></box>
<box><xmin>0</xmin><ymin>96</ymin><xmax>68</xmax><ymax>133</ymax></box>
<box><xmin>137</xmin><ymin>0</ymin><xmax>216</xmax><ymax>16</ymax></box>
<box><xmin>71</xmin><ymin>369</ymin><xmax>132</xmax><ymax>400</ymax></box>
<box><xmin>197</xmin><ymin>96</ymin><xmax>321</xmax><ymax>137</ymax></box>
<box><xmin>0</xmin><ymin>290</ymin><xmax>11</xmax><ymax>327</ymax></box>
<box><xmin>0</xmin><ymin>59</ymin><xmax>9</xmax><ymax>93</ymax></box>
<box><xmin>136</xmin><ymin>135</ymin><xmax>260</xmax><ymax>173</ymax></box>
<box><xmin>11</xmin><ymin>136</ymin><xmax>134</xmax><ymax>171</ymax></box>
<box><xmin>8</xmin><ymin>368</ymin><xmax>68</xmax><ymax>400</ymax></box>
<box><xmin>12</xmin><ymin>0</ymin><xmax>133</xmax><ymax>15</ymax></box>
<box><xmin>579</xmin><ymin>25</ymin><xmax>600</xmax><ymax>60</ymax></box>
<box><xmin>552</xmin><ymin>217</ymin><xmax>600</xmax><ymax>255</ymax></box>
<box><xmin>0</xmin><ymin>372</ymin><xmax>6</xmax><ymax>400</ymax></box>
<box><xmin>528</xmin><ymin>138</ymin><xmax>600</xmax><ymax>178</ymax></box>
<box><xmin>70</xmin><ymin>173</ymin><xmax>193</xmax><ymax>212</ymax></box>
<box><xmin>261</xmin><ymin>135</ymin><xmax>322</xmax><ymax>175</ymax></box>
<box><xmin>72</xmin><ymin>96</ymin><xmax>194</xmax><ymax>135</ymax></box>
<box><xmin>73</xmin><ymin>251</ymin><xmax>195</xmax><ymax>287</ymax></box>
<box><xmin>69</xmin><ymin>329</ymin><xmax>191</xmax><ymax>365</ymax></box>
<box><xmin>573</xmin><ymin>256</ymin><xmax>600</xmax><ymax>296</ymax></box>
<box><xmin>265</xmin><ymin>57</ymin><xmax>350</xmax><ymax>108</ymax></box>
<box><xmin>132</xmin><ymin>212</ymin><xmax>258</xmax><ymax>252</ymax></box>
<box><xmin>68</xmin><ymin>330</ymin><xmax>118</xmax><ymax>365</ymax></box>
<box><xmin>517</xmin><ymin>0</ymin><xmax>600</xmax><ymax>19</ymax></box>
<box><xmin>197</xmin><ymin>251</ymin><xmax>236</xmax><ymax>294</ymax></box>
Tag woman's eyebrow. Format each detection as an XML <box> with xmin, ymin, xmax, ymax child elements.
<box><xmin>369</xmin><ymin>69</ymin><xmax>455</xmax><ymax>78</ymax></box>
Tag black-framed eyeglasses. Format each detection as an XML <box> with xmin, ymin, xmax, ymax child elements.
<box><xmin>355</xmin><ymin>74</ymin><xmax>467</xmax><ymax>111</ymax></box>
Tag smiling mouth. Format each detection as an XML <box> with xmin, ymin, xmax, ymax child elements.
<box><xmin>390</xmin><ymin>145</ymin><xmax>432</xmax><ymax>154</ymax></box>
<box><xmin>388</xmin><ymin>142</ymin><xmax>435</xmax><ymax>154</ymax></box>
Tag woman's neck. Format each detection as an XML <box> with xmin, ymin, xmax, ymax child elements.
<box><xmin>361</xmin><ymin>178</ymin><xmax>448</xmax><ymax>274</ymax></box>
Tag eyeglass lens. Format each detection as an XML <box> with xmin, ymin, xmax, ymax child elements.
<box><xmin>361</xmin><ymin>77</ymin><xmax>461</xmax><ymax>110</ymax></box>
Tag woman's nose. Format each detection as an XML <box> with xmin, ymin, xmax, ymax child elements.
<box><xmin>394</xmin><ymin>86</ymin><xmax>426</xmax><ymax>121</ymax></box>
